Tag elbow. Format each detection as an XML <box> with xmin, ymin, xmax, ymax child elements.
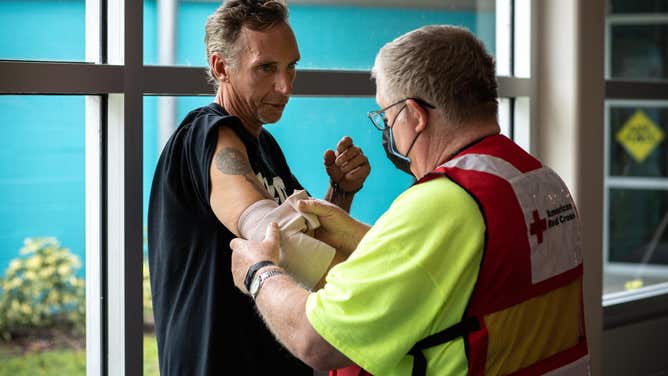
<box><xmin>294</xmin><ymin>327</ymin><xmax>351</xmax><ymax>370</ymax></box>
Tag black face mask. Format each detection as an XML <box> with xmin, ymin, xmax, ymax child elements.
<box><xmin>382</xmin><ymin>125</ymin><xmax>421</xmax><ymax>176</ymax></box>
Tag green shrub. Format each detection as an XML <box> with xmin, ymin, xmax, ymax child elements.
<box><xmin>0</xmin><ymin>238</ymin><xmax>85</xmax><ymax>340</ymax></box>
<box><xmin>143</xmin><ymin>260</ymin><xmax>153</xmax><ymax>326</ymax></box>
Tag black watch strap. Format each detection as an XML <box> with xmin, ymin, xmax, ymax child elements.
<box><xmin>244</xmin><ymin>260</ymin><xmax>275</xmax><ymax>292</ymax></box>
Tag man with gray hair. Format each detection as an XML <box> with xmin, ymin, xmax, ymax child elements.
<box><xmin>148</xmin><ymin>1</ymin><xmax>369</xmax><ymax>375</ymax></box>
<box><xmin>228</xmin><ymin>25</ymin><xmax>589</xmax><ymax>375</ymax></box>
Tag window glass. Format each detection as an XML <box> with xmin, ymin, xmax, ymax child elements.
<box><xmin>609</xmin><ymin>188</ymin><xmax>668</xmax><ymax>265</ymax></box>
<box><xmin>0</xmin><ymin>0</ymin><xmax>85</xmax><ymax>61</ymax></box>
<box><xmin>0</xmin><ymin>95</ymin><xmax>86</xmax><ymax>374</ymax></box>
<box><xmin>609</xmin><ymin>0</ymin><xmax>668</xmax><ymax>14</ymax></box>
<box><xmin>604</xmin><ymin>1</ymin><xmax>668</xmax><ymax>296</ymax></box>
<box><xmin>609</xmin><ymin>106</ymin><xmax>668</xmax><ymax>177</ymax></box>
<box><xmin>604</xmin><ymin>102</ymin><xmax>668</xmax><ymax>295</ymax></box>
<box><xmin>606</xmin><ymin>188</ymin><xmax>668</xmax><ymax>293</ymax></box>
<box><xmin>610</xmin><ymin>24</ymin><xmax>668</xmax><ymax>80</ymax></box>
<box><xmin>144</xmin><ymin>1</ymin><xmax>496</xmax><ymax>69</ymax></box>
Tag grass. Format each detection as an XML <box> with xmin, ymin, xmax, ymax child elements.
<box><xmin>0</xmin><ymin>334</ymin><xmax>160</xmax><ymax>376</ymax></box>
<box><xmin>0</xmin><ymin>347</ymin><xmax>85</xmax><ymax>376</ymax></box>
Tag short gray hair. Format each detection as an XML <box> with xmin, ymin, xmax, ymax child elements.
<box><xmin>372</xmin><ymin>25</ymin><xmax>498</xmax><ymax>124</ymax></box>
<box><xmin>204</xmin><ymin>0</ymin><xmax>288</xmax><ymax>89</ymax></box>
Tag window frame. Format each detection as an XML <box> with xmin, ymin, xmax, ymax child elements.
<box><xmin>603</xmin><ymin>6</ymin><xmax>668</xmax><ymax>327</ymax></box>
<box><xmin>0</xmin><ymin>0</ymin><xmax>533</xmax><ymax>374</ymax></box>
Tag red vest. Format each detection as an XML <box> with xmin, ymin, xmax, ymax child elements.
<box><xmin>333</xmin><ymin>135</ymin><xmax>589</xmax><ymax>375</ymax></box>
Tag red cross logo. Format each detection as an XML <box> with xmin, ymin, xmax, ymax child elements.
<box><xmin>529</xmin><ymin>210</ymin><xmax>547</xmax><ymax>244</ymax></box>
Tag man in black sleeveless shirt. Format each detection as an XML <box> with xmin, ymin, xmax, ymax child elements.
<box><xmin>147</xmin><ymin>1</ymin><xmax>370</xmax><ymax>375</ymax></box>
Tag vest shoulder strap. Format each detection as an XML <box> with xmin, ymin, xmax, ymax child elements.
<box><xmin>408</xmin><ymin>316</ymin><xmax>480</xmax><ymax>376</ymax></box>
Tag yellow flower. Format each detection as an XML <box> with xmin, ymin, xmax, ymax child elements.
<box><xmin>7</xmin><ymin>260</ymin><xmax>21</xmax><ymax>273</ymax></box>
<box><xmin>57</xmin><ymin>264</ymin><xmax>71</xmax><ymax>276</ymax></box>
<box><xmin>20</xmin><ymin>304</ymin><xmax>32</xmax><ymax>315</ymax></box>
<box><xmin>26</xmin><ymin>257</ymin><xmax>41</xmax><ymax>269</ymax></box>
<box><xmin>4</xmin><ymin>278</ymin><xmax>21</xmax><ymax>290</ymax></box>
<box><xmin>49</xmin><ymin>291</ymin><xmax>61</xmax><ymax>303</ymax></box>
<box><xmin>39</xmin><ymin>267</ymin><xmax>56</xmax><ymax>278</ymax></box>
<box><xmin>25</xmin><ymin>271</ymin><xmax>36</xmax><ymax>280</ymax></box>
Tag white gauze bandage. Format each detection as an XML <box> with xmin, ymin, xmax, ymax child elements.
<box><xmin>237</xmin><ymin>190</ymin><xmax>335</xmax><ymax>290</ymax></box>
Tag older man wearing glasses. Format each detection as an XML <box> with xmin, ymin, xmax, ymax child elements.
<box><xmin>228</xmin><ymin>24</ymin><xmax>589</xmax><ymax>376</ymax></box>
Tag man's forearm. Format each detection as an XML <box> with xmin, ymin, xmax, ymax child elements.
<box><xmin>253</xmin><ymin>270</ymin><xmax>353</xmax><ymax>370</ymax></box>
<box><xmin>325</xmin><ymin>185</ymin><xmax>354</xmax><ymax>212</ymax></box>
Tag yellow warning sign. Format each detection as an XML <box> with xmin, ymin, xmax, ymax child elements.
<box><xmin>616</xmin><ymin>110</ymin><xmax>664</xmax><ymax>163</ymax></box>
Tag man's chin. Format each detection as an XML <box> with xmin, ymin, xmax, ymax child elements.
<box><xmin>258</xmin><ymin>110</ymin><xmax>284</xmax><ymax>124</ymax></box>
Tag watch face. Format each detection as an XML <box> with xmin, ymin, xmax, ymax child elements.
<box><xmin>250</xmin><ymin>275</ymin><xmax>261</xmax><ymax>296</ymax></box>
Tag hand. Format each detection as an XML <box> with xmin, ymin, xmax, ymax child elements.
<box><xmin>229</xmin><ymin>223</ymin><xmax>281</xmax><ymax>294</ymax></box>
<box><xmin>297</xmin><ymin>199</ymin><xmax>370</xmax><ymax>256</ymax></box>
<box><xmin>324</xmin><ymin>136</ymin><xmax>371</xmax><ymax>193</ymax></box>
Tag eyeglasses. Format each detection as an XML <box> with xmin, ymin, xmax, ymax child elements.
<box><xmin>367</xmin><ymin>97</ymin><xmax>435</xmax><ymax>131</ymax></box>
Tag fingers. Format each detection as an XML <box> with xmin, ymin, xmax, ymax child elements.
<box><xmin>335</xmin><ymin>136</ymin><xmax>353</xmax><ymax>154</ymax></box>
<box><xmin>338</xmin><ymin>153</ymin><xmax>369</xmax><ymax>174</ymax></box>
<box><xmin>297</xmin><ymin>199</ymin><xmax>332</xmax><ymax>216</ymax></box>
<box><xmin>264</xmin><ymin>222</ymin><xmax>280</xmax><ymax>247</ymax></box>
<box><xmin>230</xmin><ymin>238</ymin><xmax>242</xmax><ymax>251</ymax></box>
<box><xmin>323</xmin><ymin>149</ymin><xmax>336</xmax><ymax>167</ymax></box>
<box><xmin>344</xmin><ymin>164</ymin><xmax>370</xmax><ymax>181</ymax></box>
<box><xmin>229</xmin><ymin>222</ymin><xmax>280</xmax><ymax>252</ymax></box>
<box><xmin>335</xmin><ymin>144</ymin><xmax>359</xmax><ymax>163</ymax></box>
<box><xmin>336</xmin><ymin>144</ymin><xmax>365</xmax><ymax>166</ymax></box>
<box><xmin>327</xmin><ymin>137</ymin><xmax>371</xmax><ymax>185</ymax></box>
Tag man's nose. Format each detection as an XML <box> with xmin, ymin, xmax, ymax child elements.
<box><xmin>274</xmin><ymin>71</ymin><xmax>293</xmax><ymax>95</ymax></box>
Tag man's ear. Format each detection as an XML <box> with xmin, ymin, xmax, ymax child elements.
<box><xmin>406</xmin><ymin>99</ymin><xmax>429</xmax><ymax>133</ymax></box>
<box><xmin>211</xmin><ymin>52</ymin><xmax>230</xmax><ymax>83</ymax></box>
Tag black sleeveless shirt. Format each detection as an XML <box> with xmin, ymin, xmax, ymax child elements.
<box><xmin>148</xmin><ymin>103</ymin><xmax>311</xmax><ymax>376</ymax></box>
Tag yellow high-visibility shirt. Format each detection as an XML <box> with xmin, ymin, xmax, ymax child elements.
<box><xmin>306</xmin><ymin>177</ymin><xmax>485</xmax><ymax>375</ymax></box>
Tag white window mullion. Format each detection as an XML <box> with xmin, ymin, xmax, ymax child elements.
<box><xmin>108</xmin><ymin>0</ymin><xmax>124</xmax><ymax>65</ymax></box>
<box><xmin>107</xmin><ymin>91</ymin><xmax>143</xmax><ymax>376</ymax></box>
<box><xmin>107</xmin><ymin>0</ymin><xmax>124</xmax><ymax>373</ymax></box>
<box><xmin>85</xmin><ymin>0</ymin><xmax>103</xmax><ymax>375</ymax></box>
<box><xmin>514</xmin><ymin>97</ymin><xmax>531</xmax><ymax>152</ymax></box>
<box><xmin>514</xmin><ymin>0</ymin><xmax>531</xmax><ymax>78</ymax></box>
<box><xmin>85</xmin><ymin>95</ymin><xmax>103</xmax><ymax>376</ymax></box>
<box><xmin>495</xmin><ymin>0</ymin><xmax>512</xmax><ymax>76</ymax></box>
<box><xmin>107</xmin><ymin>93</ymin><xmax>126</xmax><ymax>376</ymax></box>
<box><xmin>86</xmin><ymin>0</ymin><xmax>101</xmax><ymax>64</ymax></box>
<box><xmin>603</xmin><ymin>100</ymin><xmax>611</xmax><ymax>272</ymax></box>
<box><xmin>107</xmin><ymin>0</ymin><xmax>143</xmax><ymax>374</ymax></box>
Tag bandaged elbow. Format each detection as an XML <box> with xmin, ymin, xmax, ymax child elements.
<box><xmin>237</xmin><ymin>192</ymin><xmax>335</xmax><ymax>290</ymax></box>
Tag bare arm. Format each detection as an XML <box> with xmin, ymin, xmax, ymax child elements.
<box><xmin>209</xmin><ymin>126</ymin><xmax>273</xmax><ymax>235</ymax></box>
<box><xmin>229</xmin><ymin>225</ymin><xmax>354</xmax><ymax>370</ymax></box>
<box><xmin>255</xmin><ymin>272</ymin><xmax>353</xmax><ymax>370</ymax></box>
<box><xmin>324</xmin><ymin>184</ymin><xmax>354</xmax><ymax>212</ymax></box>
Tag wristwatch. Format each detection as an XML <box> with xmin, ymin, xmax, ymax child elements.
<box><xmin>244</xmin><ymin>260</ymin><xmax>275</xmax><ymax>293</ymax></box>
<box><xmin>250</xmin><ymin>268</ymin><xmax>284</xmax><ymax>300</ymax></box>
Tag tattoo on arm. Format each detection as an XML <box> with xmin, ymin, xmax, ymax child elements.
<box><xmin>214</xmin><ymin>147</ymin><xmax>252</xmax><ymax>175</ymax></box>
<box><xmin>214</xmin><ymin>147</ymin><xmax>273</xmax><ymax>200</ymax></box>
